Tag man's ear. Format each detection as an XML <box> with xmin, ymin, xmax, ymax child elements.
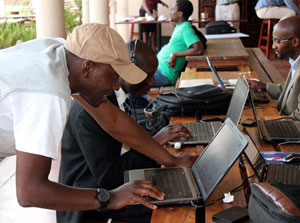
<box><xmin>82</xmin><ymin>60</ymin><xmax>95</xmax><ymax>77</ymax></box>
<box><xmin>178</xmin><ymin>11</ymin><xmax>183</xmax><ymax>18</ymax></box>
<box><xmin>293</xmin><ymin>37</ymin><xmax>300</xmax><ymax>48</ymax></box>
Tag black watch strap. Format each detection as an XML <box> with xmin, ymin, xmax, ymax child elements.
<box><xmin>96</xmin><ymin>188</ymin><xmax>111</xmax><ymax>210</ymax></box>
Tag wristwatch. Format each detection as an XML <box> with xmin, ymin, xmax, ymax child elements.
<box><xmin>96</xmin><ymin>188</ymin><xmax>111</xmax><ymax>210</ymax></box>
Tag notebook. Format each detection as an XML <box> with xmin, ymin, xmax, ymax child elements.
<box><xmin>248</xmin><ymin>92</ymin><xmax>300</xmax><ymax>142</ymax></box>
<box><xmin>127</xmin><ymin>118</ymin><xmax>248</xmax><ymax>205</ymax></box>
<box><xmin>169</xmin><ymin>76</ymin><xmax>249</xmax><ymax>145</ymax></box>
<box><xmin>243</xmin><ymin>133</ymin><xmax>300</xmax><ymax>185</ymax></box>
<box><xmin>206</xmin><ymin>56</ymin><xmax>269</xmax><ymax>103</ymax></box>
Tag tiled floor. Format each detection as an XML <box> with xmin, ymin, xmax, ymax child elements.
<box><xmin>0</xmin><ymin>49</ymin><xmax>290</xmax><ymax>223</ymax></box>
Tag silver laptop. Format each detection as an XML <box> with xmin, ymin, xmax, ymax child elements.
<box><xmin>207</xmin><ymin>56</ymin><xmax>269</xmax><ymax>103</ymax></box>
<box><xmin>169</xmin><ymin>77</ymin><xmax>249</xmax><ymax>145</ymax></box>
<box><xmin>243</xmin><ymin>133</ymin><xmax>300</xmax><ymax>185</ymax></box>
<box><xmin>248</xmin><ymin>92</ymin><xmax>300</xmax><ymax>142</ymax></box>
<box><xmin>128</xmin><ymin>118</ymin><xmax>248</xmax><ymax>205</ymax></box>
<box><xmin>206</xmin><ymin>56</ymin><xmax>226</xmax><ymax>89</ymax></box>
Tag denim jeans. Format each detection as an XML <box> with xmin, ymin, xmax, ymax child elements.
<box><xmin>154</xmin><ymin>69</ymin><xmax>171</xmax><ymax>86</ymax></box>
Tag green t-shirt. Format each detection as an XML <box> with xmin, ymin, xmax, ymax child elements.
<box><xmin>157</xmin><ymin>21</ymin><xmax>199</xmax><ymax>84</ymax></box>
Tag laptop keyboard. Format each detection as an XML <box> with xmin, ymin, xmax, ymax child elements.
<box><xmin>264</xmin><ymin>121</ymin><xmax>300</xmax><ymax>138</ymax></box>
<box><xmin>183</xmin><ymin>122</ymin><xmax>214</xmax><ymax>142</ymax></box>
<box><xmin>267</xmin><ymin>164</ymin><xmax>300</xmax><ymax>185</ymax></box>
<box><xmin>145</xmin><ymin>168</ymin><xmax>193</xmax><ymax>200</ymax></box>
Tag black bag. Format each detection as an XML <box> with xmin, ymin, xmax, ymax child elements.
<box><xmin>249</xmin><ymin>182</ymin><xmax>300</xmax><ymax>223</ymax></box>
<box><xmin>145</xmin><ymin>85</ymin><xmax>231</xmax><ymax>118</ymax></box>
<box><xmin>192</xmin><ymin>25</ymin><xmax>207</xmax><ymax>49</ymax></box>
<box><xmin>128</xmin><ymin>96</ymin><xmax>170</xmax><ymax>136</ymax></box>
<box><xmin>205</xmin><ymin>20</ymin><xmax>236</xmax><ymax>34</ymax></box>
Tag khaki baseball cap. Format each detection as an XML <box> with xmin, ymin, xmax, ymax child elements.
<box><xmin>64</xmin><ymin>23</ymin><xmax>147</xmax><ymax>84</ymax></box>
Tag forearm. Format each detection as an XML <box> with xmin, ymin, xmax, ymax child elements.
<box><xmin>266</xmin><ymin>83</ymin><xmax>283</xmax><ymax>99</ymax></box>
<box><xmin>142</xmin><ymin>1</ymin><xmax>151</xmax><ymax>14</ymax></box>
<box><xmin>172</xmin><ymin>44</ymin><xmax>203</xmax><ymax>58</ymax></box>
<box><xmin>16</xmin><ymin>151</ymin><xmax>100</xmax><ymax>211</ymax></box>
<box><xmin>19</xmin><ymin>180</ymin><xmax>99</xmax><ymax>211</ymax></box>
<box><xmin>290</xmin><ymin>95</ymin><xmax>300</xmax><ymax>121</ymax></box>
<box><xmin>74</xmin><ymin>95</ymin><xmax>177</xmax><ymax>166</ymax></box>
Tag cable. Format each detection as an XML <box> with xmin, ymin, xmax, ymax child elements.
<box><xmin>190</xmin><ymin>174</ymin><xmax>255</xmax><ymax>208</ymax></box>
<box><xmin>231</xmin><ymin>174</ymin><xmax>255</xmax><ymax>193</ymax></box>
<box><xmin>277</xmin><ymin>141</ymin><xmax>300</xmax><ymax>151</ymax></box>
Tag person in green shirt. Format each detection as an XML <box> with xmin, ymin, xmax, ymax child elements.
<box><xmin>155</xmin><ymin>0</ymin><xmax>204</xmax><ymax>86</ymax></box>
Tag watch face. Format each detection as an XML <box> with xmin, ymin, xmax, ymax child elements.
<box><xmin>98</xmin><ymin>188</ymin><xmax>110</xmax><ymax>202</ymax></box>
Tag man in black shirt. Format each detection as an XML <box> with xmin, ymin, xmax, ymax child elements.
<box><xmin>57</xmin><ymin>40</ymin><xmax>190</xmax><ymax>223</ymax></box>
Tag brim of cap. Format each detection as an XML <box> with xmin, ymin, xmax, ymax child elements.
<box><xmin>112</xmin><ymin>63</ymin><xmax>147</xmax><ymax>85</ymax></box>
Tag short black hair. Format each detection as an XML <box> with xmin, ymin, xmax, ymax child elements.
<box><xmin>176</xmin><ymin>0</ymin><xmax>193</xmax><ymax>21</ymax></box>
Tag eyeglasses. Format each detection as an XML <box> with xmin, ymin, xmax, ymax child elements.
<box><xmin>273</xmin><ymin>36</ymin><xmax>295</xmax><ymax>44</ymax></box>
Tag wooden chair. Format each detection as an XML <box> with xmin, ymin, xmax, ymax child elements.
<box><xmin>258</xmin><ymin>19</ymin><xmax>278</xmax><ymax>58</ymax></box>
<box><xmin>130</xmin><ymin>23</ymin><xmax>139</xmax><ymax>40</ymax></box>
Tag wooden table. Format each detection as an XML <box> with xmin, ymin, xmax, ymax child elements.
<box><xmin>186</xmin><ymin>38</ymin><xmax>249</xmax><ymax>72</ymax></box>
<box><xmin>150</xmin><ymin>44</ymin><xmax>298</xmax><ymax>222</ymax></box>
<box><xmin>115</xmin><ymin>19</ymin><xmax>246</xmax><ymax>51</ymax></box>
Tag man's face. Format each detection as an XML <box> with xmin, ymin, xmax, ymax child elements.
<box><xmin>121</xmin><ymin>63</ymin><xmax>156</xmax><ymax>97</ymax></box>
<box><xmin>80</xmin><ymin>63</ymin><xmax>120</xmax><ymax>107</ymax></box>
<box><xmin>170</xmin><ymin>3</ymin><xmax>180</xmax><ymax>23</ymax></box>
<box><xmin>272</xmin><ymin>25</ymin><xmax>295</xmax><ymax>59</ymax></box>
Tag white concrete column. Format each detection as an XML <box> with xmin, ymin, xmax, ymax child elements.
<box><xmin>82</xmin><ymin>0</ymin><xmax>89</xmax><ymax>24</ymax></box>
<box><xmin>89</xmin><ymin>0</ymin><xmax>109</xmax><ymax>24</ymax></box>
<box><xmin>116</xmin><ymin>0</ymin><xmax>129</xmax><ymax>41</ymax></box>
<box><xmin>36</xmin><ymin>0</ymin><xmax>66</xmax><ymax>38</ymax></box>
<box><xmin>0</xmin><ymin>0</ymin><xmax>6</xmax><ymax>17</ymax></box>
<box><xmin>109</xmin><ymin>0</ymin><xmax>116</xmax><ymax>30</ymax></box>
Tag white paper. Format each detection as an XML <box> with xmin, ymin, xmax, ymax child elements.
<box><xmin>179</xmin><ymin>78</ymin><xmax>214</xmax><ymax>88</ymax></box>
<box><xmin>204</xmin><ymin>33</ymin><xmax>249</xmax><ymax>39</ymax></box>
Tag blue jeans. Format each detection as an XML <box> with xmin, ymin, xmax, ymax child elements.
<box><xmin>154</xmin><ymin>69</ymin><xmax>171</xmax><ymax>86</ymax></box>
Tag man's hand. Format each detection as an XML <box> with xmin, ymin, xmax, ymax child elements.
<box><xmin>173</xmin><ymin>154</ymin><xmax>197</xmax><ymax>167</ymax></box>
<box><xmin>153</xmin><ymin>123</ymin><xmax>191</xmax><ymax>145</ymax></box>
<box><xmin>108</xmin><ymin>181</ymin><xmax>164</xmax><ymax>210</ymax></box>
<box><xmin>168</xmin><ymin>53</ymin><xmax>176</xmax><ymax>68</ymax></box>
<box><xmin>247</xmin><ymin>79</ymin><xmax>266</xmax><ymax>92</ymax></box>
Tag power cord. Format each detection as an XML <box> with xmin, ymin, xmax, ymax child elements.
<box><xmin>277</xmin><ymin>141</ymin><xmax>300</xmax><ymax>151</ymax></box>
<box><xmin>190</xmin><ymin>174</ymin><xmax>255</xmax><ymax>208</ymax></box>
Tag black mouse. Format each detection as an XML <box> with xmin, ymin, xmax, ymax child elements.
<box><xmin>283</xmin><ymin>154</ymin><xmax>300</xmax><ymax>164</ymax></box>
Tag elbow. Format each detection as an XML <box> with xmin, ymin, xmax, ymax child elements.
<box><xmin>198</xmin><ymin>49</ymin><xmax>204</xmax><ymax>55</ymax></box>
<box><xmin>194</xmin><ymin>47</ymin><xmax>203</xmax><ymax>55</ymax></box>
<box><xmin>16</xmin><ymin>184</ymin><xmax>38</xmax><ymax>207</ymax></box>
<box><xmin>197</xmin><ymin>44</ymin><xmax>204</xmax><ymax>55</ymax></box>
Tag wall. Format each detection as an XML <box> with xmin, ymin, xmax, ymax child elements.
<box><xmin>127</xmin><ymin>0</ymin><xmax>198</xmax><ymax>37</ymax></box>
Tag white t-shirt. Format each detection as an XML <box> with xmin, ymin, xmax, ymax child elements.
<box><xmin>0</xmin><ymin>91</ymin><xmax>70</xmax><ymax>159</ymax></box>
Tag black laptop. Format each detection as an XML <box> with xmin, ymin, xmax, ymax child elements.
<box><xmin>169</xmin><ymin>76</ymin><xmax>249</xmax><ymax>145</ymax></box>
<box><xmin>248</xmin><ymin>92</ymin><xmax>300</xmax><ymax>142</ymax></box>
<box><xmin>243</xmin><ymin>134</ymin><xmax>300</xmax><ymax>185</ymax></box>
<box><xmin>127</xmin><ymin>118</ymin><xmax>248</xmax><ymax>205</ymax></box>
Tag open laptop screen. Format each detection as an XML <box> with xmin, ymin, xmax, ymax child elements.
<box><xmin>226</xmin><ymin>77</ymin><xmax>249</xmax><ymax>125</ymax></box>
<box><xmin>206</xmin><ymin>56</ymin><xmax>225</xmax><ymax>88</ymax></box>
<box><xmin>191</xmin><ymin>118</ymin><xmax>248</xmax><ymax>201</ymax></box>
<box><xmin>243</xmin><ymin>134</ymin><xmax>266</xmax><ymax>180</ymax></box>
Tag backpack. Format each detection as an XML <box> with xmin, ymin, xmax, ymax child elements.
<box><xmin>192</xmin><ymin>25</ymin><xmax>207</xmax><ymax>49</ymax></box>
<box><xmin>145</xmin><ymin>85</ymin><xmax>231</xmax><ymax>119</ymax></box>
<box><xmin>205</xmin><ymin>21</ymin><xmax>236</xmax><ymax>34</ymax></box>
<box><xmin>249</xmin><ymin>182</ymin><xmax>300</xmax><ymax>223</ymax></box>
<box><xmin>128</xmin><ymin>96</ymin><xmax>170</xmax><ymax>136</ymax></box>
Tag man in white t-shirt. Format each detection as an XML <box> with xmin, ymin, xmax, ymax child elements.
<box><xmin>215</xmin><ymin>0</ymin><xmax>240</xmax><ymax>31</ymax></box>
<box><xmin>0</xmin><ymin>24</ymin><xmax>194</xmax><ymax>215</ymax></box>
